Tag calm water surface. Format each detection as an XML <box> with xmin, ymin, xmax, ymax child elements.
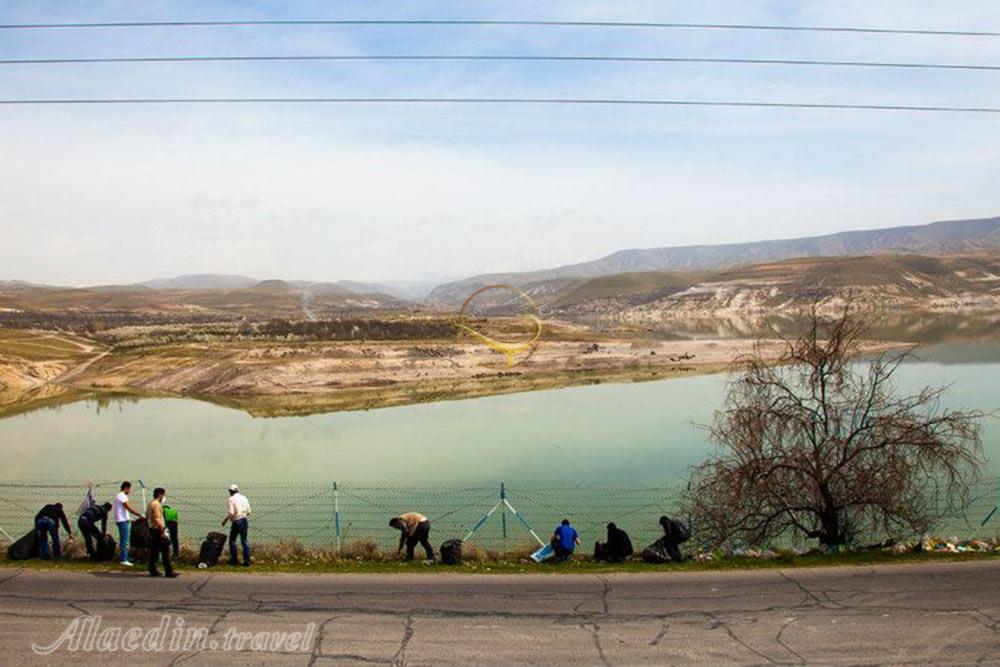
<box><xmin>1</xmin><ymin>344</ymin><xmax>997</xmax><ymax>484</ymax></box>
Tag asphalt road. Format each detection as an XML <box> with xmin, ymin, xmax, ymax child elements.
<box><xmin>1</xmin><ymin>561</ymin><xmax>999</xmax><ymax>665</ymax></box>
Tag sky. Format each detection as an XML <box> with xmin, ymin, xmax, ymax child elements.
<box><xmin>1</xmin><ymin>0</ymin><xmax>999</xmax><ymax>287</ymax></box>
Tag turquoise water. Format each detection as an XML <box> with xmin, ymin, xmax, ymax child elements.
<box><xmin>0</xmin><ymin>343</ymin><xmax>998</xmax><ymax>546</ymax></box>
<box><xmin>1</xmin><ymin>344</ymin><xmax>997</xmax><ymax>484</ymax></box>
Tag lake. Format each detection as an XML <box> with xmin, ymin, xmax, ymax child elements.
<box><xmin>0</xmin><ymin>341</ymin><xmax>998</xmax><ymax>548</ymax></box>
<box><xmin>1</xmin><ymin>343</ymin><xmax>998</xmax><ymax>483</ymax></box>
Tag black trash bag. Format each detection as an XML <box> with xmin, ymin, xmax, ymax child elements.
<box><xmin>440</xmin><ymin>539</ymin><xmax>463</xmax><ymax>566</ymax></box>
<box><xmin>95</xmin><ymin>534</ymin><xmax>117</xmax><ymax>562</ymax></box>
<box><xmin>593</xmin><ymin>541</ymin><xmax>610</xmax><ymax>561</ymax></box>
<box><xmin>197</xmin><ymin>532</ymin><xmax>228</xmax><ymax>568</ymax></box>
<box><xmin>641</xmin><ymin>544</ymin><xmax>670</xmax><ymax>564</ymax></box>
<box><xmin>7</xmin><ymin>529</ymin><xmax>39</xmax><ymax>561</ymax></box>
<box><xmin>129</xmin><ymin>517</ymin><xmax>151</xmax><ymax>564</ymax></box>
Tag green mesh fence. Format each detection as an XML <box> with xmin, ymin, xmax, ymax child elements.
<box><xmin>0</xmin><ymin>478</ymin><xmax>997</xmax><ymax>551</ymax></box>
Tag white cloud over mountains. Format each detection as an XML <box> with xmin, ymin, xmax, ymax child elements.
<box><xmin>1</xmin><ymin>0</ymin><xmax>998</xmax><ymax>285</ymax></box>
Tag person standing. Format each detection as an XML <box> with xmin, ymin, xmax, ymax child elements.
<box><xmin>162</xmin><ymin>502</ymin><xmax>179</xmax><ymax>558</ymax></box>
<box><xmin>34</xmin><ymin>502</ymin><xmax>73</xmax><ymax>560</ymax></box>
<box><xmin>389</xmin><ymin>512</ymin><xmax>434</xmax><ymax>562</ymax></box>
<box><xmin>112</xmin><ymin>481</ymin><xmax>143</xmax><ymax>567</ymax></box>
<box><xmin>146</xmin><ymin>487</ymin><xmax>177</xmax><ymax>577</ymax></box>
<box><xmin>77</xmin><ymin>501</ymin><xmax>112</xmax><ymax>560</ymax></box>
<box><xmin>551</xmin><ymin>518</ymin><xmax>580</xmax><ymax>562</ymax></box>
<box><xmin>222</xmin><ymin>484</ymin><xmax>251</xmax><ymax>567</ymax></box>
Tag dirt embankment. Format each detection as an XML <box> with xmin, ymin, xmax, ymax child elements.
<box><xmin>0</xmin><ymin>326</ymin><xmax>904</xmax><ymax>418</ymax></box>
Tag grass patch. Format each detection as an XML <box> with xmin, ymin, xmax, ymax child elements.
<box><xmin>2</xmin><ymin>539</ymin><xmax>997</xmax><ymax>576</ymax></box>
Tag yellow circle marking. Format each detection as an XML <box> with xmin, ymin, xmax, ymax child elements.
<box><xmin>456</xmin><ymin>284</ymin><xmax>542</xmax><ymax>366</ymax></box>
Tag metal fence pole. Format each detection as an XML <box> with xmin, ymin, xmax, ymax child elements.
<box><xmin>501</xmin><ymin>482</ymin><xmax>508</xmax><ymax>555</ymax></box>
<box><xmin>331</xmin><ymin>481</ymin><xmax>342</xmax><ymax>552</ymax></box>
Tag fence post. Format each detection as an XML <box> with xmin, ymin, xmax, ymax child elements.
<box><xmin>501</xmin><ymin>482</ymin><xmax>508</xmax><ymax>540</ymax></box>
<box><xmin>332</xmin><ymin>481</ymin><xmax>342</xmax><ymax>552</ymax></box>
<box><xmin>500</xmin><ymin>482</ymin><xmax>508</xmax><ymax>555</ymax></box>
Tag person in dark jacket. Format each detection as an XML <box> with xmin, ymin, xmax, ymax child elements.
<box><xmin>35</xmin><ymin>503</ymin><xmax>73</xmax><ymax>560</ymax></box>
<box><xmin>605</xmin><ymin>522</ymin><xmax>634</xmax><ymax>562</ymax></box>
<box><xmin>77</xmin><ymin>502</ymin><xmax>112</xmax><ymax>560</ymax></box>
<box><xmin>657</xmin><ymin>515</ymin><xmax>690</xmax><ymax>563</ymax></box>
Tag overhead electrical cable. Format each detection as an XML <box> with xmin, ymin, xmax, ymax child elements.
<box><xmin>0</xmin><ymin>97</ymin><xmax>998</xmax><ymax>113</ymax></box>
<box><xmin>0</xmin><ymin>19</ymin><xmax>997</xmax><ymax>38</ymax></box>
<box><xmin>0</xmin><ymin>54</ymin><xmax>997</xmax><ymax>71</ymax></box>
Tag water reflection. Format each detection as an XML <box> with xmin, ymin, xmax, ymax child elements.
<box><xmin>629</xmin><ymin>311</ymin><xmax>1000</xmax><ymax>350</ymax></box>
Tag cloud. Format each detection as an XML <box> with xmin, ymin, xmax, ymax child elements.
<box><xmin>1</xmin><ymin>0</ymin><xmax>999</xmax><ymax>285</ymax></box>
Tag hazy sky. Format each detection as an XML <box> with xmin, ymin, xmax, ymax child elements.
<box><xmin>1</xmin><ymin>1</ymin><xmax>999</xmax><ymax>286</ymax></box>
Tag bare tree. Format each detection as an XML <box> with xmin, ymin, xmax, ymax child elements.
<box><xmin>688</xmin><ymin>308</ymin><xmax>984</xmax><ymax>549</ymax></box>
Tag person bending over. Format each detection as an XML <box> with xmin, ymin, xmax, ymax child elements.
<box><xmin>35</xmin><ymin>502</ymin><xmax>73</xmax><ymax>560</ymax></box>
<box><xmin>390</xmin><ymin>512</ymin><xmax>434</xmax><ymax>562</ymax></box>
<box><xmin>77</xmin><ymin>501</ymin><xmax>112</xmax><ymax>560</ymax></box>
<box><xmin>657</xmin><ymin>515</ymin><xmax>691</xmax><ymax>563</ymax></box>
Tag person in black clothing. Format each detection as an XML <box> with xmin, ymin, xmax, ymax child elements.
<box><xmin>657</xmin><ymin>515</ymin><xmax>690</xmax><ymax>563</ymax></box>
<box><xmin>35</xmin><ymin>503</ymin><xmax>73</xmax><ymax>560</ymax></box>
<box><xmin>605</xmin><ymin>522</ymin><xmax>634</xmax><ymax>562</ymax></box>
<box><xmin>77</xmin><ymin>502</ymin><xmax>112</xmax><ymax>560</ymax></box>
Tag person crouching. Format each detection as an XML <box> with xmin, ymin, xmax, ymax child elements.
<box><xmin>551</xmin><ymin>518</ymin><xmax>580</xmax><ymax>562</ymax></box>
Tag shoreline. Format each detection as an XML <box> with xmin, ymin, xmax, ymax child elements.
<box><xmin>0</xmin><ymin>329</ymin><xmax>908</xmax><ymax>418</ymax></box>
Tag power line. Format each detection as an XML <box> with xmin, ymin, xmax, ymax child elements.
<box><xmin>0</xmin><ymin>19</ymin><xmax>997</xmax><ymax>37</ymax></box>
<box><xmin>0</xmin><ymin>97</ymin><xmax>998</xmax><ymax>113</ymax></box>
<box><xmin>1</xmin><ymin>54</ymin><xmax>997</xmax><ymax>71</ymax></box>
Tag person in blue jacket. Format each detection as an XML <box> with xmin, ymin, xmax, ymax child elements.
<box><xmin>551</xmin><ymin>518</ymin><xmax>580</xmax><ymax>562</ymax></box>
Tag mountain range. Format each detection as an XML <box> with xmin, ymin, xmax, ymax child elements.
<box><xmin>427</xmin><ymin>215</ymin><xmax>1000</xmax><ymax>307</ymax></box>
<box><xmin>3</xmin><ymin>215</ymin><xmax>999</xmax><ymax>317</ymax></box>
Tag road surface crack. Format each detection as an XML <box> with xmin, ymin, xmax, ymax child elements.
<box><xmin>392</xmin><ymin>612</ymin><xmax>414</xmax><ymax>666</ymax></box>
<box><xmin>649</xmin><ymin>618</ymin><xmax>669</xmax><ymax>646</ymax></box>
<box><xmin>580</xmin><ymin>622</ymin><xmax>612</xmax><ymax>667</ymax></box>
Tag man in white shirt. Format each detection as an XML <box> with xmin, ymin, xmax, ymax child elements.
<box><xmin>112</xmin><ymin>481</ymin><xmax>143</xmax><ymax>566</ymax></box>
<box><xmin>221</xmin><ymin>484</ymin><xmax>251</xmax><ymax>567</ymax></box>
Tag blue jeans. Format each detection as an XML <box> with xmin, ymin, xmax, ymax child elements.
<box><xmin>116</xmin><ymin>520</ymin><xmax>131</xmax><ymax>562</ymax></box>
<box><xmin>229</xmin><ymin>518</ymin><xmax>250</xmax><ymax>564</ymax></box>
<box><xmin>35</xmin><ymin>516</ymin><xmax>61</xmax><ymax>560</ymax></box>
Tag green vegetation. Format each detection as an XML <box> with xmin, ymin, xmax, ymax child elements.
<box><xmin>0</xmin><ymin>328</ymin><xmax>95</xmax><ymax>361</ymax></box>
<box><xmin>3</xmin><ymin>545</ymin><xmax>996</xmax><ymax>576</ymax></box>
<box><xmin>552</xmin><ymin>271</ymin><xmax>704</xmax><ymax>308</ymax></box>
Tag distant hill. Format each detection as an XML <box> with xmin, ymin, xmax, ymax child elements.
<box><xmin>538</xmin><ymin>253</ymin><xmax>1000</xmax><ymax>318</ymax></box>
<box><xmin>142</xmin><ymin>274</ymin><xmax>259</xmax><ymax>290</ymax></box>
<box><xmin>0</xmin><ymin>278</ymin><xmax>416</xmax><ymax>317</ymax></box>
<box><xmin>428</xmin><ymin>215</ymin><xmax>1000</xmax><ymax>307</ymax></box>
<box><xmin>140</xmin><ymin>275</ymin><xmax>420</xmax><ymax>300</ymax></box>
<box><xmin>334</xmin><ymin>280</ymin><xmax>408</xmax><ymax>300</ymax></box>
<box><xmin>0</xmin><ymin>280</ymin><xmax>60</xmax><ymax>289</ymax></box>
<box><xmin>430</xmin><ymin>251</ymin><xmax>1000</xmax><ymax>318</ymax></box>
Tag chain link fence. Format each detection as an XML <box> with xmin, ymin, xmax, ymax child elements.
<box><xmin>0</xmin><ymin>478</ymin><xmax>997</xmax><ymax>552</ymax></box>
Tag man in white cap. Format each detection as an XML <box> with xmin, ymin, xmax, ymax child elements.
<box><xmin>221</xmin><ymin>483</ymin><xmax>251</xmax><ymax>567</ymax></box>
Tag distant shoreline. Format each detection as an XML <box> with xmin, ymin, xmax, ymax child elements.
<box><xmin>0</xmin><ymin>326</ymin><xmax>904</xmax><ymax>418</ymax></box>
